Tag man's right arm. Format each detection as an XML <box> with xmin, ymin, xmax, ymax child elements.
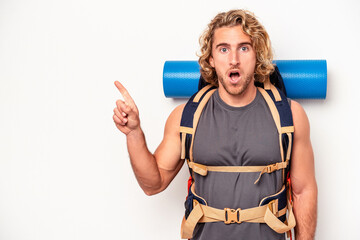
<box><xmin>113</xmin><ymin>81</ymin><xmax>185</xmax><ymax>195</ymax></box>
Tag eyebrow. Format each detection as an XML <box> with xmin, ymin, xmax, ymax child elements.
<box><xmin>215</xmin><ymin>42</ymin><xmax>252</xmax><ymax>49</ymax></box>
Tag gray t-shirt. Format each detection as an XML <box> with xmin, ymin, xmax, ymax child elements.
<box><xmin>192</xmin><ymin>89</ymin><xmax>285</xmax><ymax>240</ymax></box>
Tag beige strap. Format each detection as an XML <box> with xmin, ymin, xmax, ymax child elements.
<box><xmin>281</xmin><ymin>126</ymin><xmax>294</xmax><ymax>133</ymax></box>
<box><xmin>187</xmin><ymin>161</ymin><xmax>288</xmax><ymax>184</ymax></box>
<box><xmin>180</xmin><ymin>200</ymin><xmax>204</xmax><ymax>239</ymax></box>
<box><xmin>179</xmin><ymin>85</ymin><xmax>213</xmax><ymax>161</ymax></box>
<box><xmin>258</xmin><ymin>87</ymin><xmax>285</xmax><ymax>181</ymax></box>
<box><xmin>264</xmin><ymin>200</ymin><xmax>296</xmax><ymax>233</ymax></box>
<box><xmin>270</xmin><ymin>83</ymin><xmax>282</xmax><ymax>102</ymax></box>
<box><xmin>264</xmin><ymin>80</ymin><xmax>271</xmax><ymax>90</ymax></box>
<box><xmin>189</xmin><ymin>88</ymin><xmax>216</xmax><ymax>162</ymax></box>
<box><xmin>257</xmin><ymin>87</ymin><xmax>281</xmax><ymax>140</ymax></box>
<box><xmin>285</xmin><ymin>132</ymin><xmax>293</xmax><ymax>161</ymax></box>
<box><xmin>187</xmin><ymin>161</ymin><xmax>209</xmax><ymax>176</ymax></box>
<box><xmin>189</xmin><ymin>182</ymin><xmax>208</xmax><ymax>205</ymax></box>
<box><xmin>180</xmin><ymin>197</ymin><xmax>290</xmax><ymax>239</ymax></box>
<box><xmin>180</xmin><ymin>126</ymin><xmax>193</xmax><ymax>134</ymax></box>
<box><xmin>179</xmin><ymin>127</ymin><xmax>194</xmax><ymax>160</ymax></box>
<box><xmin>193</xmin><ymin>85</ymin><xmax>213</xmax><ymax>103</ymax></box>
<box><xmin>188</xmin><ymin>161</ymin><xmax>265</xmax><ymax>175</ymax></box>
<box><xmin>180</xmin><ymin>132</ymin><xmax>186</xmax><ymax>160</ymax></box>
<box><xmin>263</xmin><ymin>81</ymin><xmax>281</xmax><ymax>101</ymax></box>
<box><xmin>253</xmin><ymin>161</ymin><xmax>289</xmax><ymax>184</ymax></box>
<box><xmin>199</xmin><ymin>203</ymin><xmax>271</xmax><ymax>223</ymax></box>
<box><xmin>199</xmin><ymin>201</ymin><xmax>287</xmax><ymax>224</ymax></box>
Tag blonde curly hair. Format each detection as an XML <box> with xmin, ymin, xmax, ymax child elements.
<box><xmin>199</xmin><ymin>9</ymin><xmax>274</xmax><ymax>86</ymax></box>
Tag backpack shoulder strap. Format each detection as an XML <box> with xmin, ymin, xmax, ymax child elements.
<box><xmin>258</xmin><ymin>81</ymin><xmax>294</xmax><ymax>180</ymax></box>
<box><xmin>180</xmin><ymin>85</ymin><xmax>217</xmax><ymax>162</ymax></box>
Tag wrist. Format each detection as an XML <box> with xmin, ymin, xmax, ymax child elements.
<box><xmin>126</xmin><ymin>126</ymin><xmax>142</xmax><ymax>138</ymax></box>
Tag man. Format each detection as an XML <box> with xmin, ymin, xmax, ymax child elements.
<box><xmin>113</xmin><ymin>9</ymin><xmax>317</xmax><ymax>240</ymax></box>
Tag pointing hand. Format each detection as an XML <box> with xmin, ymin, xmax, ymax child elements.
<box><xmin>113</xmin><ymin>81</ymin><xmax>140</xmax><ymax>135</ymax></box>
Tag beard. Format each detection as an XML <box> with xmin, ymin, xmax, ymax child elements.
<box><xmin>218</xmin><ymin>72</ymin><xmax>253</xmax><ymax>96</ymax></box>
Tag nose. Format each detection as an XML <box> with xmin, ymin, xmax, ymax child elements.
<box><xmin>229</xmin><ymin>51</ymin><xmax>240</xmax><ymax>66</ymax></box>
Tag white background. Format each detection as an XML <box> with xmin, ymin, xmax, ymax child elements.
<box><xmin>1</xmin><ymin>0</ymin><xmax>359</xmax><ymax>239</ymax></box>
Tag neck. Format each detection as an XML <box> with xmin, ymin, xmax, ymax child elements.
<box><xmin>218</xmin><ymin>83</ymin><xmax>257</xmax><ymax>107</ymax></box>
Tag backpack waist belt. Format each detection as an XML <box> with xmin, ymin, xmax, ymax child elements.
<box><xmin>181</xmin><ymin>185</ymin><xmax>295</xmax><ymax>239</ymax></box>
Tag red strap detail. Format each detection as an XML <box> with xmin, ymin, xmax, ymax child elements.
<box><xmin>287</xmin><ymin>172</ymin><xmax>292</xmax><ymax>203</ymax></box>
<box><xmin>187</xmin><ymin>176</ymin><xmax>192</xmax><ymax>193</ymax></box>
<box><xmin>287</xmin><ymin>172</ymin><xmax>293</xmax><ymax>239</ymax></box>
<box><xmin>287</xmin><ymin>230</ymin><xmax>293</xmax><ymax>240</ymax></box>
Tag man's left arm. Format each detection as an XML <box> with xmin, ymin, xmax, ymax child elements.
<box><xmin>290</xmin><ymin>100</ymin><xmax>318</xmax><ymax>240</ymax></box>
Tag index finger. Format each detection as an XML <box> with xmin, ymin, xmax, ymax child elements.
<box><xmin>114</xmin><ymin>81</ymin><xmax>135</xmax><ymax>106</ymax></box>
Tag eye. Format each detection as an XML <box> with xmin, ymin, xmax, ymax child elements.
<box><xmin>220</xmin><ymin>47</ymin><xmax>228</xmax><ymax>53</ymax></box>
<box><xmin>240</xmin><ymin>46</ymin><xmax>249</xmax><ymax>51</ymax></box>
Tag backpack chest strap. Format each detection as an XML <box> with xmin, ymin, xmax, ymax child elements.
<box><xmin>187</xmin><ymin>160</ymin><xmax>289</xmax><ymax>184</ymax></box>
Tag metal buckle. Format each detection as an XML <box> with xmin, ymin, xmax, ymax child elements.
<box><xmin>224</xmin><ymin>208</ymin><xmax>241</xmax><ymax>224</ymax></box>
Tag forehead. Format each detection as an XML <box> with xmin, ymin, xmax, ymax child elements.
<box><xmin>212</xmin><ymin>25</ymin><xmax>251</xmax><ymax>45</ymax></box>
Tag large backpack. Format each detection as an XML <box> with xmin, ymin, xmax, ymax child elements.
<box><xmin>179</xmin><ymin>67</ymin><xmax>295</xmax><ymax>239</ymax></box>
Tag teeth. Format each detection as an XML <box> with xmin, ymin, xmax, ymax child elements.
<box><xmin>229</xmin><ymin>70</ymin><xmax>239</xmax><ymax>75</ymax></box>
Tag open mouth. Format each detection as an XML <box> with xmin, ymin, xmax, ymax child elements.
<box><xmin>228</xmin><ymin>70</ymin><xmax>241</xmax><ymax>83</ymax></box>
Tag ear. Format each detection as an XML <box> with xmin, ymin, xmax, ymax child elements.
<box><xmin>209</xmin><ymin>56</ymin><xmax>215</xmax><ymax>68</ymax></box>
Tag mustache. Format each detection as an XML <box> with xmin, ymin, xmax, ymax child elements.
<box><xmin>229</xmin><ymin>64</ymin><xmax>240</xmax><ymax>70</ymax></box>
